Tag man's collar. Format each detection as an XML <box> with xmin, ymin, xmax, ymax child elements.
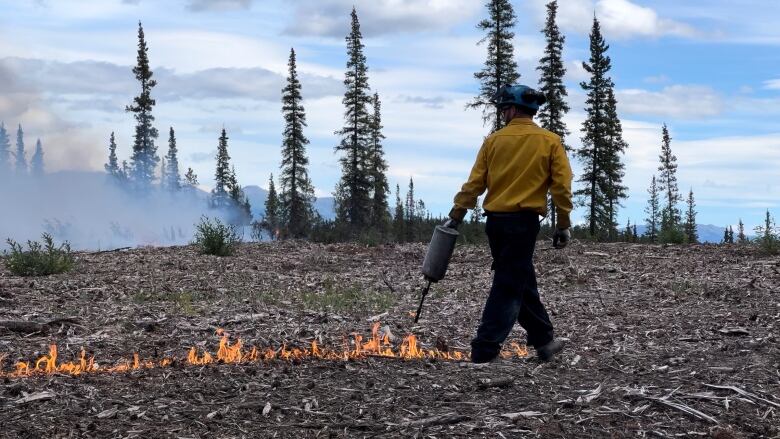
<box><xmin>508</xmin><ymin>117</ymin><xmax>536</xmax><ymax>126</ymax></box>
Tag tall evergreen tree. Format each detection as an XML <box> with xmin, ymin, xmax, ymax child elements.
<box><xmin>280</xmin><ymin>48</ymin><xmax>316</xmax><ymax>239</ymax></box>
<box><xmin>15</xmin><ymin>124</ymin><xmax>26</xmax><ymax>175</ymax></box>
<box><xmin>164</xmin><ymin>127</ymin><xmax>181</xmax><ymax>191</ymax></box>
<box><xmin>537</xmin><ymin>0</ymin><xmax>570</xmax><ymax>149</ymax></box>
<box><xmin>737</xmin><ymin>219</ymin><xmax>747</xmax><ymax>243</ymax></box>
<box><xmin>537</xmin><ymin>0</ymin><xmax>570</xmax><ymax>231</ymax></box>
<box><xmin>125</xmin><ymin>21</ymin><xmax>159</xmax><ymax>191</ymax></box>
<box><xmin>684</xmin><ymin>188</ymin><xmax>698</xmax><ymax>244</ymax></box>
<box><xmin>404</xmin><ymin>177</ymin><xmax>416</xmax><ymax>241</ymax></box>
<box><xmin>602</xmin><ymin>88</ymin><xmax>628</xmax><ymax>240</ymax></box>
<box><xmin>105</xmin><ymin>131</ymin><xmax>122</xmax><ymax>179</ymax></box>
<box><xmin>393</xmin><ymin>183</ymin><xmax>404</xmax><ymax>242</ymax></box>
<box><xmin>264</xmin><ymin>174</ymin><xmax>281</xmax><ymax>239</ymax></box>
<box><xmin>212</xmin><ymin>128</ymin><xmax>231</xmax><ymax>206</ymax></box>
<box><xmin>368</xmin><ymin>92</ymin><xmax>390</xmax><ymax>230</ymax></box>
<box><xmin>658</xmin><ymin>123</ymin><xmax>681</xmax><ymax>233</ymax></box>
<box><xmin>468</xmin><ymin>0</ymin><xmax>520</xmax><ymax>133</ymax></box>
<box><xmin>644</xmin><ymin>175</ymin><xmax>661</xmax><ymax>243</ymax></box>
<box><xmin>0</xmin><ymin>122</ymin><xmax>11</xmax><ymax>173</ymax></box>
<box><xmin>227</xmin><ymin>165</ymin><xmax>251</xmax><ymax>222</ymax></box>
<box><xmin>30</xmin><ymin>139</ymin><xmax>44</xmax><ymax>177</ymax></box>
<box><xmin>576</xmin><ymin>17</ymin><xmax>615</xmax><ymax>239</ymax></box>
<box><xmin>334</xmin><ymin>7</ymin><xmax>373</xmax><ymax>230</ymax></box>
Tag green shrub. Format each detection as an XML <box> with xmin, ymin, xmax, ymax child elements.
<box><xmin>4</xmin><ymin>233</ymin><xmax>75</xmax><ymax>276</ymax></box>
<box><xmin>193</xmin><ymin>216</ymin><xmax>241</xmax><ymax>256</ymax></box>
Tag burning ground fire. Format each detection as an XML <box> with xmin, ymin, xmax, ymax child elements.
<box><xmin>0</xmin><ymin>323</ymin><xmax>529</xmax><ymax>378</ymax></box>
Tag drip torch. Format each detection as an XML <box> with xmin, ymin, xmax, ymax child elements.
<box><xmin>415</xmin><ymin>221</ymin><xmax>459</xmax><ymax>323</ymax></box>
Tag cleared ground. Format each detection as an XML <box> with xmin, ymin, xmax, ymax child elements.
<box><xmin>0</xmin><ymin>241</ymin><xmax>778</xmax><ymax>438</ymax></box>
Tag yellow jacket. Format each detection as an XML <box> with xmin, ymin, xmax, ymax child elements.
<box><xmin>451</xmin><ymin>118</ymin><xmax>574</xmax><ymax>229</ymax></box>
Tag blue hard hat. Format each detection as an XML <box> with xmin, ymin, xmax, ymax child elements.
<box><xmin>491</xmin><ymin>84</ymin><xmax>547</xmax><ymax>111</ymax></box>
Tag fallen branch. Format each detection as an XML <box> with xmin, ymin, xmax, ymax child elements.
<box><xmin>0</xmin><ymin>318</ymin><xmax>83</xmax><ymax>334</ymax></box>
<box><xmin>403</xmin><ymin>412</ymin><xmax>471</xmax><ymax>428</ymax></box>
<box><xmin>89</xmin><ymin>246</ymin><xmax>132</xmax><ymax>255</ymax></box>
<box><xmin>478</xmin><ymin>376</ymin><xmax>515</xmax><ymax>389</ymax></box>
<box><xmin>647</xmin><ymin>397</ymin><xmax>719</xmax><ymax>424</ymax></box>
<box><xmin>705</xmin><ymin>384</ymin><xmax>780</xmax><ymax>409</ymax></box>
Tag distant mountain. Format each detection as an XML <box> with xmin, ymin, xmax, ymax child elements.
<box><xmin>243</xmin><ymin>185</ymin><xmax>335</xmax><ymax>220</ymax></box>
<box><xmin>633</xmin><ymin>224</ymin><xmax>726</xmax><ymax>243</ymax></box>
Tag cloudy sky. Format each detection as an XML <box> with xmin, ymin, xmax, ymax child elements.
<box><xmin>1</xmin><ymin>0</ymin><xmax>779</xmax><ymax>229</ymax></box>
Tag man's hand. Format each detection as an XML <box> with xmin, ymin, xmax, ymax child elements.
<box><xmin>553</xmin><ymin>228</ymin><xmax>571</xmax><ymax>249</ymax></box>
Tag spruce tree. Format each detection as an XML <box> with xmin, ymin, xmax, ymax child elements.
<box><xmin>212</xmin><ymin>128</ymin><xmax>231</xmax><ymax>206</ymax></box>
<box><xmin>537</xmin><ymin>0</ymin><xmax>570</xmax><ymax>148</ymax></box>
<box><xmin>737</xmin><ymin>219</ymin><xmax>747</xmax><ymax>243</ymax></box>
<box><xmin>30</xmin><ymin>139</ymin><xmax>44</xmax><ymax>177</ymax></box>
<box><xmin>405</xmin><ymin>177</ymin><xmax>416</xmax><ymax>241</ymax></box>
<box><xmin>280</xmin><ymin>48</ymin><xmax>316</xmax><ymax>238</ymax></box>
<box><xmin>334</xmin><ymin>7</ymin><xmax>373</xmax><ymax>230</ymax></box>
<box><xmin>264</xmin><ymin>174</ymin><xmax>281</xmax><ymax>239</ymax></box>
<box><xmin>165</xmin><ymin>127</ymin><xmax>181</xmax><ymax>191</ymax></box>
<box><xmin>755</xmin><ymin>210</ymin><xmax>778</xmax><ymax>254</ymax></box>
<box><xmin>468</xmin><ymin>0</ymin><xmax>520</xmax><ymax>133</ymax></box>
<box><xmin>537</xmin><ymin>0</ymin><xmax>570</xmax><ymax>231</ymax></box>
<box><xmin>577</xmin><ymin>17</ymin><xmax>614</xmax><ymax>239</ymax></box>
<box><xmin>684</xmin><ymin>188</ymin><xmax>698</xmax><ymax>244</ymax></box>
<box><xmin>0</xmin><ymin>122</ymin><xmax>11</xmax><ymax>173</ymax></box>
<box><xmin>227</xmin><ymin>165</ymin><xmax>251</xmax><ymax>222</ymax></box>
<box><xmin>125</xmin><ymin>21</ymin><xmax>159</xmax><ymax>192</ymax></box>
<box><xmin>368</xmin><ymin>92</ymin><xmax>390</xmax><ymax>230</ymax></box>
<box><xmin>658</xmin><ymin>123</ymin><xmax>681</xmax><ymax>234</ymax></box>
<box><xmin>105</xmin><ymin>132</ymin><xmax>121</xmax><ymax>179</ymax></box>
<box><xmin>644</xmin><ymin>175</ymin><xmax>660</xmax><ymax>243</ymax></box>
<box><xmin>184</xmin><ymin>167</ymin><xmax>199</xmax><ymax>188</ymax></box>
<box><xmin>624</xmin><ymin>219</ymin><xmax>632</xmax><ymax>242</ymax></box>
<box><xmin>393</xmin><ymin>183</ymin><xmax>404</xmax><ymax>242</ymax></box>
<box><xmin>602</xmin><ymin>88</ymin><xmax>628</xmax><ymax>240</ymax></box>
<box><xmin>728</xmin><ymin>226</ymin><xmax>734</xmax><ymax>243</ymax></box>
<box><xmin>15</xmin><ymin>124</ymin><xmax>26</xmax><ymax>175</ymax></box>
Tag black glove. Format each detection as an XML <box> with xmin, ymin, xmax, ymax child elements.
<box><xmin>553</xmin><ymin>228</ymin><xmax>571</xmax><ymax>249</ymax></box>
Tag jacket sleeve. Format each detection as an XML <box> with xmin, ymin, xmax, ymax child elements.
<box><xmin>451</xmin><ymin>140</ymin><xmax>489</xmax><ymax>219</ymax></box>
<box><xmin>550</xmin><ymin>140</ymin><xmax>573</xmax><ymax>229</ymax></box>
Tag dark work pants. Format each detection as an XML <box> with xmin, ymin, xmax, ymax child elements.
<box><xmin>471</xmin><ymin>212</ymin><xmax>554</xmax><ymax>363</ymax></box>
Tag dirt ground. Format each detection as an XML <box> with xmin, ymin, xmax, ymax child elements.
<box><xmin>0</xmin><ymin>240</ymin><xmax>778</xmax><ymax>438</ymax></box>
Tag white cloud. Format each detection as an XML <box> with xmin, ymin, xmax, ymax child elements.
<box><xmin>186</xmin><ymin>0</ymin><xmax>252</xmax><ymax>12</ymax></box>
<box><xmin>284</xmin><ymin>0</ymin><xmax>481</xmax><ymax>37</ymax></box>
<box><xmin>617</xmin><ymin>85</ymin><xmax>723</xmax><ymax>119</ymax></box>
<box><xmin>764</xmin><ymin>79</ymin><xmax>780</xmax><ymax>90</ymax></box>
<box><xmin>527</xmin><ymin>0</ymin><xmax>697</xmax><ymax>39</ymax></box>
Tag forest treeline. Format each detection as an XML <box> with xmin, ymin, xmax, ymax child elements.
<box><xmin>0</xmin><ymin>1</ymin><xmax>777</xmax><ymax>253</ymax></box>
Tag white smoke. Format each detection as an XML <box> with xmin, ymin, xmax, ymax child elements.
<box><xmin>0</xmin><ymin>171</ymin><xmax>245</xmax><ymax>251</ymax></box>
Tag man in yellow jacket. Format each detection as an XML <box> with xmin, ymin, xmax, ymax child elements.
<box><xmin>448</xmin><ymin>84</ymin><xmax>573</xmax><ymax>363</ymax></box>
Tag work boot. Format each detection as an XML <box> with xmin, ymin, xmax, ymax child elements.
<box><xmin>536</xmin><ymin>339</ymin><xmax>565</xmax><ymax>362</ymax></box>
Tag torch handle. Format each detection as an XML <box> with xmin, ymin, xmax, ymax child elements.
<box><xmin>413</xmin><ymin>281</ymin><xmax>433</xmax><ymax>323</ymax></box>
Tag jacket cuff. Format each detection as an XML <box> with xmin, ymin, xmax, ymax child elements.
<box><xmin>556</xmin><ymin>214</ymin><xmax>571</xmax><ymax>229</ymax></box>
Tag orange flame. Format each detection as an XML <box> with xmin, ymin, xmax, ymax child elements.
<box><xmin>1</xmin><ymin>323</ymin><xmax>528</xmax><ymax>378</ymax></box>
